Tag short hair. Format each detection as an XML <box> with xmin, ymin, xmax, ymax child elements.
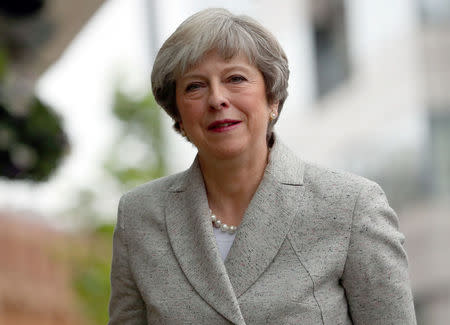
<box><xmin>151</xmin><ymin>8</ymin><xmax>289</xmax><ymax>138</ymax></box>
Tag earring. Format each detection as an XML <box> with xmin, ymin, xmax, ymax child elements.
<box><xmin>270</xmin><ymin>111</ymin><xmax>277</xmax><ymax>120</ymax></box>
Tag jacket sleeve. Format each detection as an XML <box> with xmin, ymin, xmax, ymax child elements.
<box><xmin>341</xmin><ymin>181</ymin><xmax>417</xmax><ymax>325</ymax></box>
<box><xmin>108</xmin><ymin>197</ymin><xmax>147</xmax><ymax>325</ymax></box>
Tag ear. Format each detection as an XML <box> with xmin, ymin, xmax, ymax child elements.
<box><xmin>268</xmin><ymin>101</ymin><xmax>279</xmax><ymax>117</ymax></box>
<box><xmin>269</xmin><ymin>101</ymin><xmax>279</xmax><ymax>112</ymax></box>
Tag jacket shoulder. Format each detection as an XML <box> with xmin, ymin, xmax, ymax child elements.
<box><xmin>121</xmin><ymin>171</ymin><xmax>185</xmax><ymax>201</ymax></box>
<box><xmin>116</xmin><ymin>171</ymin><xmax>187</xmax><ymax>229</ymax></box>
<box><xmin>302</xmin><ymin>161</ymin><xmax>378</xmax><ymax>197</ymax></box>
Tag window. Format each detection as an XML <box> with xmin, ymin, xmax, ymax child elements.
<box><xmin>428</xmin><ymin>110</ymin><xmax>450</xmax><ymax>196</ymax></box>
<box><xmin>418</xmin><ymin>0</ymin><xmax>450</xmax><ymax>25</ymax></box>
<box><xmin>310</xmin><ymin>0</ymin><xmax>350</xmax><ymax>98</ymax></box>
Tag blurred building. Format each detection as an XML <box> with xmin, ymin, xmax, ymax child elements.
<box><xmin>0</xmin><ymin>213</ymin><xmax>86</xmax><ymax>325</ymax></box>
<box><xmin>0</xmin><ymin>0</ymin><xmax>105</xmax><ymax>106</ymax></box>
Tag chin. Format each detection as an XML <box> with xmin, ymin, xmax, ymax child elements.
<box><xmin>197</xmin><ymin>136</ymin><xmax>266</xmax><ymax>161</ymax></box>
<box><xmin>200</xmin><ymin>141</ymin><xmax>248</xmax><ymax>160</ymax></box>
<box><xmin>213</xmin><ymin>146</ymin><xmax>246</xmax><ymax>160</ymax></box>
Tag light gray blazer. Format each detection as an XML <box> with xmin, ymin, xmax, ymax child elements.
<box><xmin>108</xmin><ymin>138</ymin><xmax>416</xmax><ymax>325</ymax></box>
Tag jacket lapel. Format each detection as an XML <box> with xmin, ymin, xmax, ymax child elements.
<box><xmin>224</xmin><ymin>139</ymin><xmax>306</xmax><ymax>298</ymax></box>
<box><xmin>165</xmin><ymin>137</ymin><xmax>305</xmax><ymax>320</ymax></box>
<box><xmin>166</xmin><ymin>158</ymin><xmax>246</xmax><ymax>325</ymax></box>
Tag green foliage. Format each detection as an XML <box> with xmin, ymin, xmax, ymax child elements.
<box><xmin>70</xmin><ymin>89</ymin><xmax>166</xmax><ymax>325</ymax></box>
<box><xmin>0</xmin><ymin>97</ymin><xmax>69</xmax><ymax>181</ymax></box>
<box><xmin>105</xmin><ymin>90</ymin><xmax>166</xmax><ymax>189</ymax></box>
<box><xmin>0</xmin><ymin>47</ymin><xmax>7</xmax><ymax>81</ymax></box>
<box><xmin>96</xmin><ymin>223</ymin><xmax>115</xmax><ymax>237</ymax></box>
<box><xmin>0</xmin><ymin>40</ymin><xmax>69</xmax><ymax>182</ymax></box>
<box><xmin>1</xmin><ymin>23</ymin><xmax>69</xmax><ymax>181</ymax></box>
<box><xmin>70</xmin><ymin>225</ymin><xmax>114</xmax><ymax>325</ymax></box>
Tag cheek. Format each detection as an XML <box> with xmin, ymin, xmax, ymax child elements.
<box><xmin>178</xmin><ymin>102</ymin><xmax>203</xmax><ymax>128</ymax></box>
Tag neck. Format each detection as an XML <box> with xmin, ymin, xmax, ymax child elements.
<box><xmin>198</xmin><ymin>145</ymin><xmax>269</xmax><ymax>226</ymax></box>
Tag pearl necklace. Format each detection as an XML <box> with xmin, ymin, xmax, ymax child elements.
<box><xmin>209</xmin><ymin>209</ymin><xmax>237</xmax><ymax>234</ymax></box>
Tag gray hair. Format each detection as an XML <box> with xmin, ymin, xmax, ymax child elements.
<box><xmin>151</xmin><ymin>8</ymin><xmax>289</xmax><ymax>139</ymax></box>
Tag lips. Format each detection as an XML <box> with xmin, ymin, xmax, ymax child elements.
<box><xmin>208</xmin><ymin>119</ymin><xmax>241</xmax><ymax>130</ymax></box>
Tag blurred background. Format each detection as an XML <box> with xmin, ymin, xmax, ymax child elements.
<box><xmin>0</xmin><ymin>0</ymin><xmax>449</xmax><ymax>324</ymax></box>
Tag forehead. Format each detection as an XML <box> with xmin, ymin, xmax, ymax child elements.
<box><xmin>179</xmin><ymin>50</ymin><xmax>256</xmax><ymax>78</ymax></box>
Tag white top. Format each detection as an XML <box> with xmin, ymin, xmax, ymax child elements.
<box><xmin>213</xmin><ymin>227</ymin><xmax>236</xmax><ymax>261</ymax></box>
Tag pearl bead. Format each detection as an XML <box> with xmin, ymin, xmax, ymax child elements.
<box><xmin>209</xmin><ymin>209</ymin><xmax>238</xmax><ymax>234</ymax></box>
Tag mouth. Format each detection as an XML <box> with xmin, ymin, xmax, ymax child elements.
<box><xmin>208</xmin><ymin>119</ymin><xmax>241</xmax><ymax>131</ymax></box>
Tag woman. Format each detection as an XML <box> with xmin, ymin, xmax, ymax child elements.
<box><xmin>108</xmin><ymin>8</ymin><xmax>416</xmax><ymax>324</ymax></box>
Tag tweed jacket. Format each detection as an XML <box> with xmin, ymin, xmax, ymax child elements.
<box><xmin>108</xmin><ymin>138</ymin><xmax>416</xmax><ymax>325</ymax></box>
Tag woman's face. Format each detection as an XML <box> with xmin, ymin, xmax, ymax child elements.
<box><xmin>175</xmin><ymin>51</ymin><xmax>278</xmax><ymax>161</ymax></box>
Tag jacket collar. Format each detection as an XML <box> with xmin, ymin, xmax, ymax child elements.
<box><xmin>166</xmin><ymin>136</ymin><xmax>305</xmax><ymax>324</ymax></box>
<box><xmin>168</xmin><ymin>135</ymin><xmax>304</xmax><ymax>193</ymax></box>
<box><xmin>265</xmin><ymin>135</ymin><xmax>304</xmax><ymax>186</ymax></box>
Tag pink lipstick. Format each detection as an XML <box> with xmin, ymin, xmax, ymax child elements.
<box><xmin>208</xmin><ymin>119</ymin><xmax>241</xmax><ymax>133</ymax></box>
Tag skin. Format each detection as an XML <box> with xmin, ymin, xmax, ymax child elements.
<box><xmin>175</xmin><ymin>50</ymin><xmax>278</xmax><ymax>226</ymax></box>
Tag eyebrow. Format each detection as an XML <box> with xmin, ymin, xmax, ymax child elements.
<box><xmin>181</xmin><ymin>64</ymin><xmax>254</xmax><ymax>81</ymax></box>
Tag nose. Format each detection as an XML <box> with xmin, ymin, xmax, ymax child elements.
<box><xmin>208</xmin><ymin>82</ymin><xmax>229</xmax><ymax>110</ymax></box>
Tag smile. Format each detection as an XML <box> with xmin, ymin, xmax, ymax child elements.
<box><xmin>208</xmin><ymin>120</ymin><xmax>241</xmax><ymax>132</ymax></box>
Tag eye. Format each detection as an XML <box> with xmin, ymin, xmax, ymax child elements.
<box><xmin>185</xmin><ymin>82</ymin><xmax>202</xmax><ymax>92</ymax></box>
<box><xmin>228</xmin><ymin>75</ymin><xmax>246</xmax><ymax>83</ymax></box>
